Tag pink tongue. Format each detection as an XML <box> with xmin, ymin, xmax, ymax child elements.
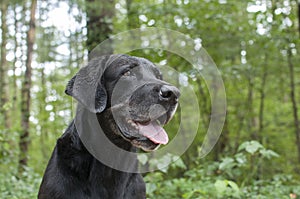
<box><xmin>137</xmin><ymin>122</ymin><xmax>169</xmax><ymax>145</ymax></box>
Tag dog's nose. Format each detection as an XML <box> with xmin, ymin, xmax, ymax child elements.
<box><xmin>159</xmin><ymin>85</ymin><xmax>180</xmax><ymax>103</ymax></box>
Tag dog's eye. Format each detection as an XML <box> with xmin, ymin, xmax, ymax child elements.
<box><xmin>122</xmin><ymin>70</ymin><xmax>131</xmax><ymax>76</ymax></box>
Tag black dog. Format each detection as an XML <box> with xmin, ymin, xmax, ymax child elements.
<box><xmin>38</xmin><ymin>54</ymin><xmax>180</xmax><ymax>199</ymax></box>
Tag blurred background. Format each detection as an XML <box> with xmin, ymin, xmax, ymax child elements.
<box><xmin>0</xmin><ymin>0</ymin><xmax>299</xmax><ymax>198</ymax></box>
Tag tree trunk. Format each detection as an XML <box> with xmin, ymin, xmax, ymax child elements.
<box><xmin>12</xmin><ymin>4</ymin><xmax>20</xmax><ymax>110</ymax></box>
<box><xmin>247</xmin><ymin>73</ymin><xmax>256</xmax><ymax>140</ymax></box>
<box><xmin>0</xmin><ymin>1</ymin><xmax>10</xmax><ymax>128</ymax></box>
<box><xmin>287</xmin><ymin>47</ymin><xmax>300</xmax><ymax>164</ymax></box>
<box><xmin>19</xmin><ymin>0</ymin><xmax>37</xmax><ymax>173</ymax></box>
<box><xmin>125</xmin><ymin>0</ymin><xmax>141</xmax><ymax>46</ymax></box>
<box><xmin>126</xmin><ymin>0</ymin><xmax>139</xmax><ymax>29</ymax></box>
<box><xmin>214</xmin><ymin>118</ymin><xmax>229</xmax><ymax>161</ymax></box>
<box><xmin>39</xmin><ymin>67</ymin><xmax>49</xmax><ymax>159</ymax></box>
<box><xmin>298</xmin><ymin>0</ymin><xmax>300</xmax><ymax>38</ymax></box>
<box><xmin>258</xmin><ymin>55</ymin><xmax>268</xmax><ymax>141</ymax></box>
<box><xmin>86</xmin><ymin>0</ymin><xmax>115</xmax><ymax>58</ymax></box>
<box><xmin>197</xmin><ymin>78</ymin><xmax>210</xmax><ymax>129</ymax></box>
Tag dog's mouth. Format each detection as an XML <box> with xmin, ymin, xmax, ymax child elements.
<box><xmin>110</xmin><ymin>85</ymin><xmax>179</xmax><ymax>151</ymax></box>
<box><xmin>119</xmin><ymin>113</ymin><xmax>174</xmax><ymax>151</ymax></box>
<box><xmin>135</xmin><ymin>120</ymin><xmax>168</xmax><ymax>144</ymax></box>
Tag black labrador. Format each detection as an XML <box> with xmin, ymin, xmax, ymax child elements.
<box><xmin>38</xmin><ymin>54</ymin><xmax>180</xmax><ymax>199</ymax></box>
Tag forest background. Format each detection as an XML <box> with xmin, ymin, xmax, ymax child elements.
<box><xmin>0</xmin><ymin>0</ymin><xmax>300</xmax><ymax>198</ymax></box>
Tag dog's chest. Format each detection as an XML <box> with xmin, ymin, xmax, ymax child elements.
<box><xmin>87</xmin><ymin>162</ymin><xmax>146</xmax><ymax>199</ymax></box>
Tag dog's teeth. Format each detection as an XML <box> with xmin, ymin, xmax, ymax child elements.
<box><xmin>127</xmin><ymin>119</ymin><xmax>138</xmax><ymax>129</ymax></box>
<box><xmin>132</xmin><ymin>122</ymin><xmax>138</xmax><ymax>129</ymax></box>
<box><xmin>156</xmin><ymin>120</ymin><xmax>161</xmax><ymax>125</ymax></box>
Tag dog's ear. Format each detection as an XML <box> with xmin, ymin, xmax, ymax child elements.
<box><xmin>65</xmin><ymin>57</ymin><xmax>108</xmax><ymax>113</ymax></box>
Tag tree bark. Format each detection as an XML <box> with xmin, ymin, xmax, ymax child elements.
<box><xmin>258</xmin><ymin>55</ymin><xmax>268</xmax><ymax>141</ymax></box>
<box><xmin>196</xmin><ymin>78</ymin><xmax>210</xmax><ymax>129</ymax></box>
<box><xmin>246</xmin><ymin>71</ymin><xmax>258</xmax><ymax>140</ymax></box>
<box><xmin>287</xmin><ymin>47</ymin><xmax>300</xmax><ymax>164</ymax></box>
<box><xmin>298</xmin><ymin>0</ymin><xmax>300</xmax><ymax>38</ymax></box>
<box><xmin>86</xmin><ymin>0</ymin><xmax>115</xmax><ymax>58</ymax></box>
<box><xmin>126</xmin><ymin>0</ymin><xmax>139</xmax><ymax>29</ymax></box>
<box><xmin>39</xmin><ymin>67</ymin><xmax>49</xmax><ymax>159</ymax></box>
<box><xmin>0</xmin><ymin>1</ymin><xmax>10</xmax><ymax>128</ymax></box>
<box><xmin>214</xmin><ymin>118</ymin><xmax>229</xmax><ymax>161</ymax></box>
<box><xmin>19</xmin><ymin>0</ymin><xmax>37</xmax><ymax>173</ymax></box>
<box><xmin>12</xmin><ymin>4</ymin><xmax>20</xmax><ymax>110</ymax></box>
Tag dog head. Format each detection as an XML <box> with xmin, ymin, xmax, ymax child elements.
<box><xmin>65</xmin><ymin>54</ymin><xmax>180</xmax><ymax>151</ymax></box>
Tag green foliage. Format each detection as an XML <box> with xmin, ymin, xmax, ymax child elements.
<box><xmin>0</xmin><ymin>137</ymin><xmax>41</xmax><ymax>199</ymax></box>
<box><xmin>145</xmin><ymin>141</ymin><xmax>300</xmax><ymax>199</ymax></box>
<box><xmin>0</xmin><ymin>0</ymin><xmax>300</xmax><ymax>198</ymax></box>
<box><xmin>214</xmin><ymin>180</ymin><xmax>240</xmax><ymax>198</ymax></box>
<box><xmin>238</xmin><ymin>140</ymin><xmax>279</xmax><ymax>158</ymax></box>
<box><xmin>218</xmin><ymin>141</ymin><xmax>280</xmax><ymax>184</ymax></box>
<box><xmin>139</xmin><ymin>153</ymin><xmax>187</xmax><ymax>173</ymax></box>
<box><xmin>0</xmin><ymin>168</ymin><xmax>41</xmax><ymax>199</ymax></box>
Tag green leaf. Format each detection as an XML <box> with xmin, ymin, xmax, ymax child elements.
<box><xmin>154</xmin><ymin>154</ymin><xmax>172</xmax><ymax>173</ymax></box>
<box><xmin>182</xmin><ymin>191</ymin><xmax>194</xmax><ymax>199</ymax></box>
<box><xmin>146</xmin><ymin>183</ymin><xmax>157</xmax><ymax>195</ymax></box>
<box><xmin>219</xmin><ymin>157</ymin><xmax>235</xmax><ymax>170</ymax></box>
<box><xmin>234</xmin><ymin>153</ymin><xmax>247</xmax><ymax>165</ymax></box>
<box><xmin>238</xmin><ymin>141</ymin><xmax>263</xmax><ymax>155</ymax></box>
<box><xmin>172</xmin><ymin>156</ymin><xmax>187</xmax><ymax>169</ymax></box>
<box><xmin>137</xmin><ymin>154</ymin><xmax>148</xmax><ymax>165</ymax></box>
<box><xmin>259</xmin><ymin>149</ymin><xmax>280</xmax><ymax>159</ymax></box>
<box><xmin>227</xmin><ymin>180</ymin><xmax>239</xmax><ymax>192</ymax></box>
<box><xmin>214</xmin><ymin>180</ymin><xmax>227</xmax><ymax>193</ymax></box>
<box><xmin>237</xmin><ymin>141</ymin><xmax>248</xmax><ymax>151</ymax></box>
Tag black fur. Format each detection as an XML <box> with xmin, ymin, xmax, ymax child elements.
<box><xmin>38</xmin><ymin>121</ymin><xmax>145</xmax><ymax>199</ymax></box>
<box><xmin>38</xmin><ymin>55</ymin><xmax>179</xmax><ymax>199</ymax></box>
